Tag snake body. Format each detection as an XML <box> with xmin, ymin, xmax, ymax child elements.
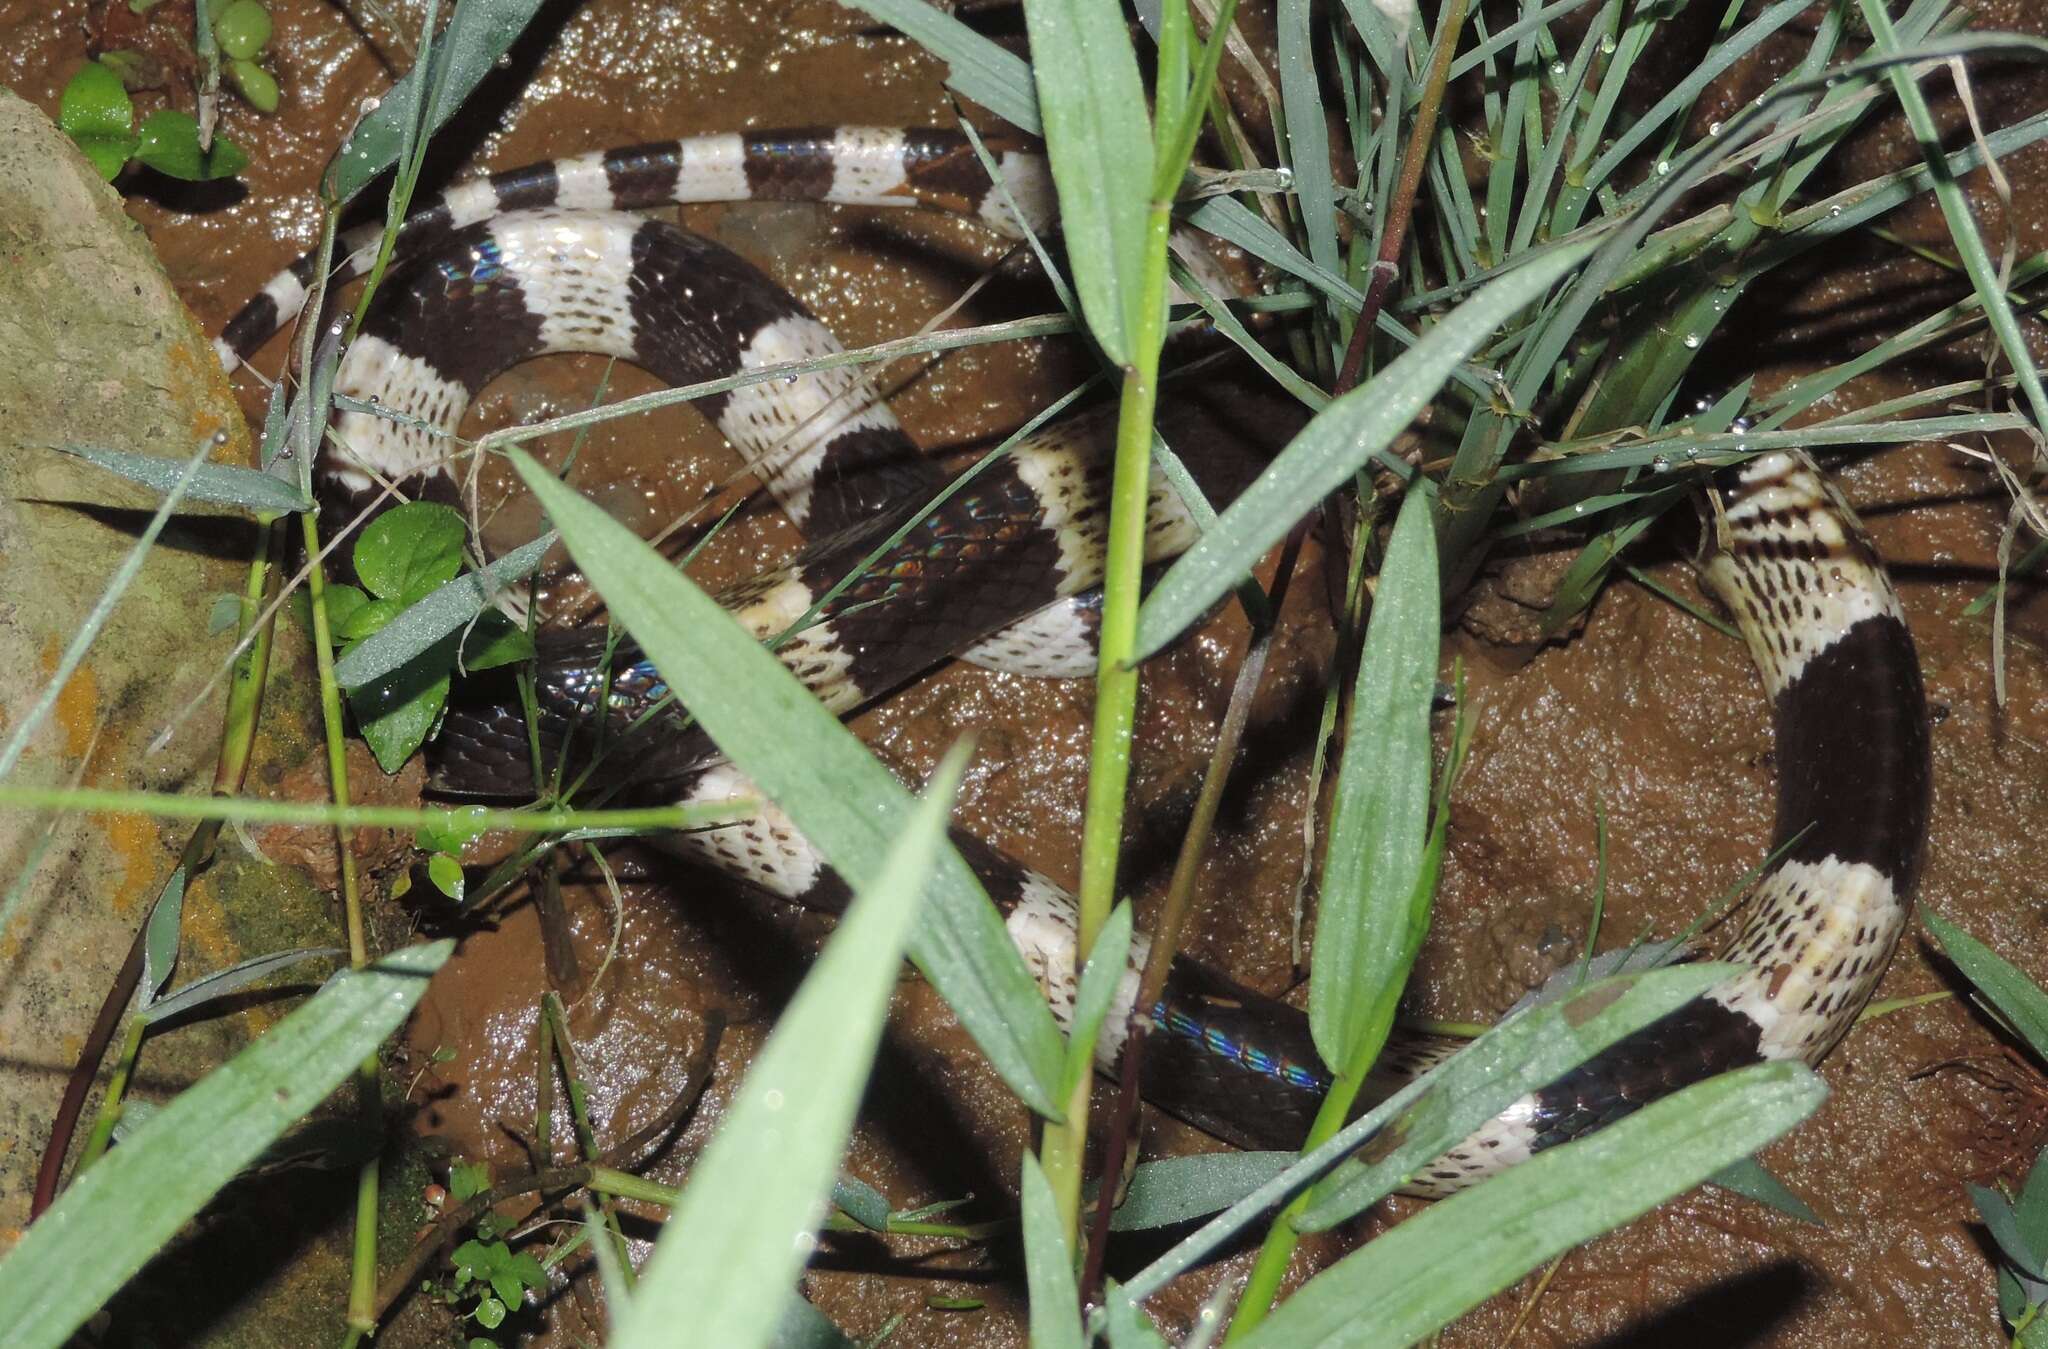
<box><xmin>216</xmin><ymin>128</ymin><xmax>1932</xmax><ymax>1196</ymax></box>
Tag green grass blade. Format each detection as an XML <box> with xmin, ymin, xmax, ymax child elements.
<box><xmin>1021</xmin><ymin>0</ymin><xmax>1154</xmax><ymax>363</ymax></box>
<box><xmin>330</xmin><ymin>532</ymin><xmax>557</xmax><ymax>689</ymax></box>
<box><xmin>1022</xmin><ymin>1151</ymin><xmax>1084</xmax><ymax>1349</ymax></box>
<box><xmin>1859</xmin><ymin>3</ymin><xmax>2048</xmax><ymax>444</ymax></box>
<box><xmin>138</xmin><ymin>946</ymin><xmax>348</xmax><ymax>1026</ymax></box>
<box><xmin>1134</xmin><ymin>237</ymin><xmax>1596</xmax><ymax>660</ymax></box>
<box><xmin>611</xmin><ymin>747</ymin><xmax>966</xmax><ymax>1349</ymax></box>
<box><xmin>1122</xmin><ymin>964</ymin><xmax>1735</xmax><ymax>1298</ymax></box>
<box><xmin>509</xmin><ymin>451</ymin><xmax>1065</xmax><ymax>1113</ymax></box>
<box><xmin>1923</xmin><ymin>909</ymin><xmax>2048</xmax><ymax>1064</ymax></box>
<box><xmin>1309</xmin><ymin>485</ymin><xmax>1439</xmax><ymax>1072</ymax></box>
<box><xmin>1708</xmin><ymin>1156</ymin><xmax>1822</xmax><ymax>1225</ymax></box>
<box><xmin>1575</xmin><ymin>0</ymin><xmax>1811</xmax><ymax>197</ymax></box>
<box><xmin>1238</xmin><ymin>1061</ymin><xmax>1825</xmax><ymax>1347</ymax></box>
<box><xmin>323</xmin><ymin>0</ymin><xmax>547</xmax><ymax>203</ymax></box>
<box><xmin>0</xmin><ymin>435</ymin><xmax>216</xmax><ymax>783</ymax></box>
<box><xmin>1060</xmin><ymin>900</ymin><xmax>1134</xmax><ymax>1100</ymax></box>
<box><xmin>1290</xmin><ymin>962</ymin><xmax>1736</xmax><ymax>1232</ymax></box>
<box><xmin>0</xmin><ymin>942</ymin><xmax>452</xmax><ymax>1349</ymax></box>
<box><xmin>838</xmin><ymin>0</ymin><xmax>1040</xmax><ymax>134</ymax></box>
<box><xmin>54</xmin><ymin>443</ymin><xmax>312</xmax><ymax>514</ymax></box>
<box><xmin>1278</xmin><ymin>0</ymin><xmax>1338</xmax><ymax>279</ymax></box>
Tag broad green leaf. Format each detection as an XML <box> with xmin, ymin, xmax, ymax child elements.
<box><xmin>339</xmin><ymin>596</ymin><xmax>404</xmax><ymax>641</ymax></box>
<box><xmin>1134</xmin><ymin>237</ymin><xmax>1597</xmax><ymax>659</ymax></box>
<box><xmin>461</xmin><ymin>609</ymin><xmax>537</xmax><ymax>672</ymax></box>
<box><xmin>353</xmin><ymin>501</ymin><xmax>466</xmax><ymax>603</ymax></box>
<box><xmin>836</xmin><ymin>0</ymin><xmax>1040</xmax><ymax>134</ymax></box>
<box><xmin>0</xmin><ymin>941</ymin><xmax>451</xmax><ymax>1349</ymax></box>
<box><xmin>333</xmin><ymin>532</ymin><xmax>556</xmax><ymax>688</ymax></box>
<box><xmin>54</xmin><ymin>443</ymin><xmax>310</xmax><ymax>516</ymax></box>
<box><xmin>611</xmin><ymin>747</ymin><xmax>964</xmax><ymax>1349</ymax></box>
<box><xmin>1060</xmin><ymin>899</ymin><xmax>1133</xmax><ymax>1100</ymax></box>
<box><xmin>1310</xmin><ymin>484</ymin><xmax>1440</xmax><ymax>1073</ymax></box>
<box><xmin>348</xmin><ymin>631</ymin><xmax>456</xmax><ymax>773</ymax></box>
<box><xmin>324</xmin><ymin>0</ymin><xmax>548</xmax><ymax>203</ymax></box>
<box><xmin>1241</xmin><ymin>1062</ymin><xmax>1825</xmax><ymax>1347</ymax></box>
<box><xmin>138</xmin><ymin>946</ymin><xmax>348</xmax><ymax>1026</ymax></box>
<box><xmin>1923</xmin><ymin>910</ymin><xmax>2048</xmax><ymax>1064</ymax></box>
<box><xmin>321</xmin><ymin>583</ymin><xmax>370</xmax><ymax>638</ymax></box>
<box><xmin>1021</xmin><ymin>1152</ymin><xmax>1083</xmax><ymax>1349</ymax></box>
<box><xmin>1108</xmin><ymin>1152</ymin><xmax>1295</xmax><ymax>1232</ymax></box>
<box><xmin>1021</xmin><ymin>0</ymin><xmax>1154</xmax><ymax>363</ymax></box>
<box><xmin>511</xmin><ymin>451</ymin><xmax>1064</xmax><ymax>1113</ymax></box>
<box><xmin>134</xmin><ymin>111</ymin><xmax>249</xmax><ymax>181</ymax></box>
<box><xmin>58</xmin><ymin>61</ymin><xmax>135</xmax><ymax>180</ymax></box>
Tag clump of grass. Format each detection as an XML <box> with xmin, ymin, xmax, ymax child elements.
<box><xmin>6</xmin><ymin>0</ymin><xmax>2048</xmax><ymax>1345</ymax></box>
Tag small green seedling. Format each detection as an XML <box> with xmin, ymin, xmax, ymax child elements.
<box><xmin>58</xmin><ymin>60</ymin><xmax>250</xmax><ymax>182</ymax></box>
<box><xmin>449</xmin><ymin>1238</ymin><xmax>546</xmax><ymax>1333</ymax></box>
<box><xmin>213</xmin><ymin>0</ymin><xmax>280</xmax><ymax>112</ymax></box>
<box><xmin>328</xmin><ymin>503</ymin><xmax>534</xmax><ymax>773</ymax></box>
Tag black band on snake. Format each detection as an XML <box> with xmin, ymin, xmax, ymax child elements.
<box><xmin>215</xmin><ymin>127</ymin><xmax>1932</xmax><ymax>1197</ymax></box>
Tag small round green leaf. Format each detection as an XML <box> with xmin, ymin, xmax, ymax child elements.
<box><xmin>472</xmin><ymin>1296</ymin><xmax>506</xmax><ymax>1330</ymax></box>
<box><xmin>426</xmin><ymin>853</ymin><xmax>465</xmax><ymax>902</ymax></box>
<box><xmin>337</xmin><ymin>595</ymin><xmax>403</xmax><ymax>642</ymax></box>
<box><xmin>59</xmin><ymin>61</ymin><xmax>137</xmax><ymax>180</ymax></box>
<box><xmin>213</xmin><ymin>0</ymin><xmax>273</xmax><ymax>59</ymax></box>
<box><xmin>228</xmin><ymin>59</ymin><xmax>280</xmax><ymax>113</ymax></box>
<box><xmin>354</xmin><ymin>502</ymin><xmax>467</xmax><ymax>603</ymax></box>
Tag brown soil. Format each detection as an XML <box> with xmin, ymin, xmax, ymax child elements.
<box><xmin>7</xmin><ymin>0</ymin><xmax>2048</xmax><ymax>1344</ymax></box>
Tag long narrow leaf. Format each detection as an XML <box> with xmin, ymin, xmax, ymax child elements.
<box><xmin>138</xmin><ymin>946</ymin><xmax>348</xmax><ymax>1026</ymax></box>
<box><xmin>54</xmin><ymin>443</ymin><xmax>311</xmax><ymax>515</ymax></box>
<box><xmin>1924</xmin><ymin>909</ymin><xmax>2048</xmax><ymax>1063</ymax></box>
<box><xmin>0</xmin><ymin>435</ymin><xmax>217</xmax><ymax>782</ymax></box>
<box><xmin>1021</xmin><ymin>0</ymin><xmax>1154</xmax><ymax>363</ymax></box>
<box><xmin>1237</xmin><ymin>1062</ymin><xmax>1825</xmax><ymax>1347</ymax></box>
<box><xmin>0</xmin><ymin>942</ymin><xmax>452</xmax><ymax>1349</ymax></box>
<box><xmin>1134</xmin><ymin>238</ymin><xmax>1596</xmax><ymax>660</ymax></box>
<box><xmin>510</xmin><ymin>452</ymin><xmax>1065</xmax><ymax>1113</ymax></box>
<box><xmin>611</xmin><ymin>747</ymin><xmax>965</xmax><ymax>1348</ymax></box>
<box><xmin>1121</xmin><ymin>963</ymin><xmax>1737</xmax><ymax>1300</ymax></box>
<box><xmin>1022</xmin><ymin>1151</ymin><xmax>1084</xmax><ymax>1349</ymax></box>
<box><xmin>1310</xmin><ymin>485</ymin><xmax>1439</xmax><ymax>1072</ymax></box>
<box><xmin>838</xmin><ymin>0</ymin><xmax>1040</xmax><ymax>134</ymax></box>
<box><xmin>324</xmin><ymin>0</ymin><xmax>547</xmax><ymax>202</ymax></box>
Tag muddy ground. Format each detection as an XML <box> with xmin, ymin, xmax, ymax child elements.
<box><xmin>4</xmin><ymin>0</ymin><xmax>2048</xmax><ymax>1343</ymax></box>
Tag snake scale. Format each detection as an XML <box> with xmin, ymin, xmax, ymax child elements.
<box><xmin>214</xmin><ymin>127</ymin><xmax>1932</xmax><ymax>1198</ymax></box>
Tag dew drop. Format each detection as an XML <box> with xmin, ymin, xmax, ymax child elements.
<box><xmin>1682</xmin><ymin>333</ymin><xmax>1702</xmax><ymax>349</ymax></box>
<box><xmin>1650</xmin><ymin>454</ymin><xmax>1670</xmax><ymax>474</ymax></box>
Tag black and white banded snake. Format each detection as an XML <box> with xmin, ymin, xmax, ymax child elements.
<box><xmin>212</xmin><ymin>127</ymin><xmax>1932</xmax><ymax>1198</ymax></box>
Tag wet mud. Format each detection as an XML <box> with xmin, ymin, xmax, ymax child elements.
<box><xmin>6</xmin><ymin>0</ymin><xmax>2048</xmax><ymax>1343</ymax></box>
